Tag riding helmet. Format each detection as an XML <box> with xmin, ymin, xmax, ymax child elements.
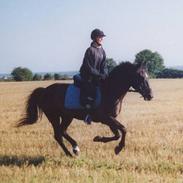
<box><xmin>91</xmin><ymin>29</ymin><xmax>106</xmax><ymax>40</ymax></box>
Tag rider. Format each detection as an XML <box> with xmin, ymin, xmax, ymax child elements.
<box><xmin>79</xmin><ymin>28</ymin><xmax>108</xmax><ymax>124</ymax></box>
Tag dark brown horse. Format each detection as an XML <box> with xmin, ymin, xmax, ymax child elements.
<box><xmin>17</xmin><ymin>62</ymin><xmax>153</xmax><ymax>156</ymax></box>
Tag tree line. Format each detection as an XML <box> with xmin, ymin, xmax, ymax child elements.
<box><xmin>1</xmin><ymin>49</ymin><xmax>183</xmax><ymax>81</ymax></box>
<box><xmin>9</xmin><ymin>67</ymin><xmax>72</xmax><ymax>81</ymax></box>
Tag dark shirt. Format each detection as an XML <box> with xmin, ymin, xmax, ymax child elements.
<box><xmin>80</xmin><ymin>42</ymin><xmax>108</xmax><ymax>81</ymax></box>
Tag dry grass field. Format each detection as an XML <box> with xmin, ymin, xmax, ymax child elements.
<box><xmin>0</xmin><ymin>79</ymin><xmax>182</xmax><ymax>183</ymax></box>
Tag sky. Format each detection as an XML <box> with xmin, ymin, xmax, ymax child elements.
<box><xmin>0</xmin><ymin>0</ymin><xmax>183</xmax><ymax>73</ymax></box>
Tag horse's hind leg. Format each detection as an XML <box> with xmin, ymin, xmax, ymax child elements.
<box><xmin>61</xmin><ymin>116</ymin><xmax>80</xmax><ymax>155</ymax></box>
<box><xmin>47</xmin><ymin>114</ymin><xmax>73</xmax><ymax>157</ymax></box>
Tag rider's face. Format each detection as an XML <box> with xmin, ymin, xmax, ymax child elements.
<box><xmin>95</xmin><ymin>36</ymin><xmax>103</xmax><ymax>45</ymax></box>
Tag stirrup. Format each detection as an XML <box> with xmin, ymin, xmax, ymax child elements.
<box><xmin>84</xmin><ymin>114</ymin><xmax>92</xmax><ymax>125</ymax></box>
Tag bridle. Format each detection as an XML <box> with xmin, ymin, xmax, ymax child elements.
<box><xmin>130</xmin><ymin>72</ymin><xmax>152</xmax><ymax>100</ymax></box>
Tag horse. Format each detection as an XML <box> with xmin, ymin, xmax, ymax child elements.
<box><xmin>17</xmin><ymin>62</ymin><xmax>153</xmax><ymax>157</ymax></box>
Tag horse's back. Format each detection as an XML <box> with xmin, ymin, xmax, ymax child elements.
<box><xmin>41</xmin><ymin>83</ymin><xmax>70</xmax><ymax>109</ymax></box>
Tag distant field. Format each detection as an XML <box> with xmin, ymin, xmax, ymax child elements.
<box><xmin>0</xmin><ymin>79</ymin><xmax>183</xmax><ymax>183</ymax></box>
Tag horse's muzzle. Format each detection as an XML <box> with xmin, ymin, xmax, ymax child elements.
<box><xmin>144</xmin><ymin>95</ymin><xmax>153</xmax><ymax>101</ymax></box>
<box><xmin>144</xmin><ymin>90</ymin><xmax>153</xmax><ymax>101</ymax></box>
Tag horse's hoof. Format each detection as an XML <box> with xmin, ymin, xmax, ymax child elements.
<box><xmin>93</xmin><ymin>136</ymin><xmax>102</xmax><ymax>142</ymax></box>
<box><xmin>73</xmin><ymin>146</ymin><xmax>80</xmax><ymax>156</ymax></box>
<box><xmin>73</xmin><ymin>149</ymin><xmax>79</xmax><ymax>156</ymax></box>
<box><xmin>114</xmin><ymin>145</ymin><xmax>123</xmax><ymax>155</ymax></box>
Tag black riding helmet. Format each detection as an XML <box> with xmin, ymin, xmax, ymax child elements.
<box><xmin>91</xmin><ymin>29</ymin><xmax>106</xmax><ymax>40</ymax></box>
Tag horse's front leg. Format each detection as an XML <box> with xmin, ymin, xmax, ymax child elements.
<box><xmin>100</xmin><ymin>116</ymin><xmax>127</xmax><ymax>155</ymax></box>
<box><xmin>93</xmin><ymin>125</ymin><xmax>121</xmax><ymax>143</ymax></box>
<box><xmin>114</xmin><ymin>119</ymin><xmax>127</xmax><ymax>154</ymax></box>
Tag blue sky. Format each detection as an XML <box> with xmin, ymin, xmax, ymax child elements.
<box><xmin>0</xmin><ymin>0</ymin><xmax>183</xmax><ymax>73</ymax></box>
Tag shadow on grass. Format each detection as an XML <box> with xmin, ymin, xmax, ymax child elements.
<box><xmin>0</xmin><ymin>155</ymin><xmax>45</xmax><ymax>167</ymax></box>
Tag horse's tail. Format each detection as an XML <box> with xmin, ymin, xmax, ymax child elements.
<box><xmin>17</xmin><ymin>87</ymin><xmax>45</xmax><ymax>127</ymax></box>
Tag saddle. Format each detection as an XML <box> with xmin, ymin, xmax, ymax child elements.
<box><xmin>64</xmin><ymin>74</ymin><xmax>101</xmax><ymax>109</ymax></box>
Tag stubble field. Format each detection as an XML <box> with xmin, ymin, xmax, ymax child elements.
<box><xmin>0</xmin><ymin>79</ymin><xmax>183</xmax><ymax>183</ymax></box>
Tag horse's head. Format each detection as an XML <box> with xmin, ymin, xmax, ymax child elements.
<box><xmin>131</xmin><ymin>64</ymin><xmax>153</xmax><ymax>101</ymax></box>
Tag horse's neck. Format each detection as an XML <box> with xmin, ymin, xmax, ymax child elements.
<box><xmin>107</xmin><ymin>81</ymin><xmax>130</xmax><ymax>102</ymax></box>
<box><xmin>102</xmin><ymin>77</ymin><xmax>131</xmax><ymax>109</ymax></box>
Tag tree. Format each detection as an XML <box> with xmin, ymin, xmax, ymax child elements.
<box><xmin>106</xmin><ymin>58</ymin><xmax>117</xmax><ymax>73</ymax></box>
<box><xmin>54</xmin><ymin>73</ymin><xmax>61</xmax><ymax>80</ymax></box>
<box><xmin>33</xmin><ymin>74</ymin><xmax>42</xmax><ymax>81</ymax></box>
<box><xmin>134</xmin><ymin>49</ymin><xmax>165</xmax><ymax>77</ymax></box>
<box><xmin>11</xmin><ymin>67</ymin><xmax>33</xmax><ymax>81</ymax></box>
<box><xmin>44</xmin><ymin>73</ymin><xmax>53</xmax><ymax>80</ymax></box>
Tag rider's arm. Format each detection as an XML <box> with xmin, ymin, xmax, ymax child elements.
<box><xmin>100</xmin><ymin>50</ymin><xmax>108</xmax><ymax>80</ymax></box>
<box><xmin>83</xmin><ymin>48</ymin><xmax>101</xmax><ymax>77</ymax></box>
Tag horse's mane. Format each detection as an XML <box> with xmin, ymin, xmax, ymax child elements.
<box><xmin>109</xmin><ymin>62</ymin><xmax>135</xmax><ymax>78</ymax></box>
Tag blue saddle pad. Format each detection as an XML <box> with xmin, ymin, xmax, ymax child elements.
<box><xmin>64</xmin><ymin>84</ymin><xmax>101</xmax><ymax>109</ymax></box>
